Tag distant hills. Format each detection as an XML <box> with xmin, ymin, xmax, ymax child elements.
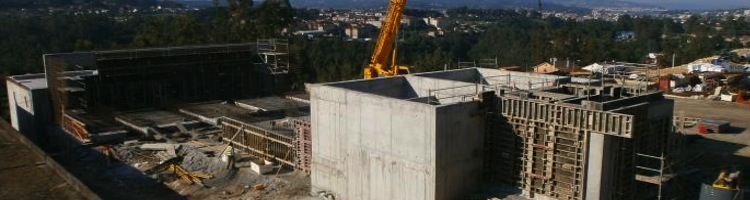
<box><xmin>0</xmin><ymin>0</ymin><xmax>157</xmax><ymax>8</ymax></box>
<box><xmin>288</xmin><ymin>0</ymin><xmax>661</xmax><ymax>10</ymax></box>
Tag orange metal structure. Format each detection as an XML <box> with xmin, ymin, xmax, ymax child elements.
<box><xmin>363</xmin><ymin>0</ymin><xmax>411</xmax><ymax>79</ymax></box>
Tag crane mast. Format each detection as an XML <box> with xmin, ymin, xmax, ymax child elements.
<box><xmin>363</xmin><ymin>0</ymin><xmax>411</xmax><ymax>79</ymax></box>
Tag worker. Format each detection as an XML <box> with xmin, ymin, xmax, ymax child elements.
<box><xmin>224</xmin><ymin>145</ymin><xmax>235</xmax><ymax>169</ymax></box>
<box><xmin>101</xmin><ymin>145</ymin><xmax>112</xmax><ymax>166</ymax></box>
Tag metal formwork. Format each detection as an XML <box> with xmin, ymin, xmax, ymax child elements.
<box><xmin>499</xmin><ymin>98</ymin><xmax>635</xmax><ymax>138</ymax></box>
<box><xmin>220</xmin><ymin>117</ymin><xmax>296</xmax><ymax>167</ymax></box>
<box><xmin>487</xmin><ymin>96</ymin><xmax>641</xmax><ymax>200</ymax></box>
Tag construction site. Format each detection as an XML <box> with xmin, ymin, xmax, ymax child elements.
<box><xmin>2</xmin><ymin>40</ymin><xmax>748</xmax><ymax>199</ymax></box>
<box><xmin>2</xmin><ymin>38</ymin><xmax>750</xmax><ymax>199</ymax></box>
<box><xmin>310</xmin><ymin>67</ymin><xmax>684</xmax><ymax>199</ymax></box>
<box><xmin>2</xmin><ymin>1</ymin><xmax>750</xmax><ymax>199</ymax></box>
<box><xmin>5</xmin><ymin>41</ymin><xmax>320</xmax><ymax>200</ymax></box>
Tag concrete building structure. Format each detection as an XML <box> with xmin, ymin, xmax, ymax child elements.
<box><xmin>6</xmin><ymin>74</ymin><xmax>52</xmax><ymax>144</ymax></box>
<box><xmin>6</xmin><ymin>41</ymin><xmax>679</xmax><ymax>200</ymax></box>
<box><xmin>310</xmin><ymin>68</ymin><xmax>677</xmax><ymax>200</ymax></box>
<box><xmin>309</xmin><ymin>68</ymin><xmax>567</xmax><ymax>199</ymax></box>
<box><xmin>38</xmin><ymin>43</ymin><xmax>294</xmax><ymax>144</ymax></box>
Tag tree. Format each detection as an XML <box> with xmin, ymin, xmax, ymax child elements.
<box><xmin>255</xmin><ymin>0</ymin><xmax>294</xmax><ymax>38</ymax></box>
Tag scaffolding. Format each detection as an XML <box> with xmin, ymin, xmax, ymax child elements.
<box><xmin>257</xmin><ymin>39</ymin><xmax>291</xmax><ymax>75</ymax></box>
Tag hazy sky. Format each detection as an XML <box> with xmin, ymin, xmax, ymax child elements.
<box><xmin>626</xmin><ymin>0</ymin><xmax>750</xmax><ymax>10</ymax></box>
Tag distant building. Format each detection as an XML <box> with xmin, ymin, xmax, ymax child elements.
<box><xmin>400</xmin><ymin>15</ymin><xmax>416</xmax><ymax>25</ymax></box>
<box><xmin>365</xmin><ymin>20</ymin><xmax>382</xmax><ymax>28</ymax></box>
<box><xmin>345</xmin><ymin>26</ymin><xmax>359</xmax><ymax>39</ymax></box>
<box><xmin>294</xmin><ymin>30</ymin><xmax>326</xmax><ymax>39</ymax></box>
<box><xmin>533</xmin><ymin>62</ymin><xmax>560</xmax><ymax>74</ymax></box>
<box><xmin>616</xmin><ymin>31</ymin><xmax>636</xmax><ymax>41</ymax></box>
<box><xmin>426</xmin><ymin>30</ymin><xmax>444</xmax><ymax>37</ymax></box>
<box><xmin>422</xmin><ymin>17</ymin><xmax>450</xmax><ymax>31</ymax></box>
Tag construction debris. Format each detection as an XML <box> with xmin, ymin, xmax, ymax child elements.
<box><xmin>140</xmin><ymin>143</ymin><xmax>181</xmax><ymax>151</ymax></box>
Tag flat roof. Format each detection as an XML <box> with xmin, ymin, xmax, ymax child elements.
<box><xmin>236</xmin><ymin>96</ymin><xmax>309</xmax><ymax>112</ymax></box>
<box><xmin>8</xmin><ymin>74</ymin><xmax>48</xmax><ymax>90</ymax></box>
<box><xmin>115</xmin><ymin>110</ymin><xmax>196</xmax><ymax>128</ymax></box>
<box><xmin>320</xmin><ymin>68</ymin><xmax>573</xmax><ymax>105</ymax></box>
<box><xmin>7</xmin><ymin>70</ymin><xmax>98</xmax><ymax>91</ymax></box>
<box><xmin>179</xmin><ymin>101</ymin><xmax>256</xmax><ymax>120</ymax></box>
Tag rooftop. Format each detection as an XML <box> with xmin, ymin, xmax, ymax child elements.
<box><xmin>7</xmin><ymin>73</ymin><xmax>48</xmax><ymax>90</ymax></box>
<box><xmin>323</xmin><ymin>67</ymin><xmax>571</xmax><ymax>105</ymax></box>
<box><xmin>235</xmin><ymin>96</ymin><xmax>309</xmax><ymax>112</ymax></box>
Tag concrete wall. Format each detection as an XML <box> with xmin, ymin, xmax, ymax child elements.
<box><xmin>415</xmin><ymin>68</ymin><xmax>482</xmax><ymax>84</ymax></box>
<box><xmin>311</xmin><ymin>77</ymin><xmax>485</xmax><ymax>200</ymax></box>
<box><xmin>406</xmin><ymin>76</ymin><xmax>481</xmax><ymax>104</ymax></box>
<box><xmin>585</xmin><ymin>93</ymin><xmax>674</xmax><ymax>200</ymax></box>
<box><xmin>585</xmin><ymin>133</ymin><xmax>616</xmax><ymax>200</ymax></box>
<box><xmin>435</xmin><ymin>102</ymin><xmax>484</xmax><ymax>199</ymax></box>
<box><xmin>7</xmin><ymin>80</ymin><xmax>21</xmax><ymax>133</ymax></box>
<box><xmin>311</xmin><ymin>84</ymin><xmax>437</xmax><ymax>200</ymax></box>
<box><xmin>6</xmin><ymin>79</ymin><xmax>52</xmax><ymax>144</ymax></box>
<box><xmin>330</xmin><ymin>77</ymin><xmax>418</xmax><ymax>99</ymax></box>
<box><xmin>477</xmin><ymin>68</ymin><xmax>570</xmax><ymax>89</ymax></box>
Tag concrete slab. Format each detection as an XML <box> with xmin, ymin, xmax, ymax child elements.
<box><xmin>236</xmin><ymin>96</ymin><xmax>309</xmax><ymax>112</ymax></box>
<box><xmin>179</xmin><ymin>101</ymin><xmax>254</xmax><ymax>126</ymax></box>
<box><xmin>140</xmin><ymin>143</ymin><xmax>181</xmax><ymax>151</ymax></box>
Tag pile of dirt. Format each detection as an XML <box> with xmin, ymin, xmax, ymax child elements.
<box><xmin>179</xmin><ymin>146</ymin><xmax>227</xmax><ymax>175</ymax></box>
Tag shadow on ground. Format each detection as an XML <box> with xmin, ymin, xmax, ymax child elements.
<box><xmin>723</xmin><ymin>126</ymin><xmax>747</xmax><ymax>134</ymax></box>
<box><xmin>663</xmin><ymin>135</ymin><xmax>750</xmax><ymax>200</ymax></box>
<box><xmin>41</xmin><ymin>127</ymin><xmax>186</xmax><ymax>200</ymax></box>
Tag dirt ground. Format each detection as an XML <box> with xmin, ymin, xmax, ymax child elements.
<box><xmin>43</xmin><ymin>129</ymin><xmax>316</xmax><ymax>200</ymax></box>
<box><xmin>0</xmin><ymin>126</ymin><xmax>83</xmax><ymax>200</ymax></box>
<box><xmin>670</xmin><ymin>97</ymin><xmax>750</xmax><ymax>198</ymax></box>
<box><xmin>672</xmin><ymin>97</ymin><xmax>750</xmax><ymax>162</ymax></box>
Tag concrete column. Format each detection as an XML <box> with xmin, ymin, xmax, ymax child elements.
<box><xmin>585</xmin><ymin>133</ymin><xmax>612</xmax><ymax>200</ymax></box>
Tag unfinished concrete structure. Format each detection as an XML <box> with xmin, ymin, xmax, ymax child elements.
<box><xmin>6</xmin><ymin>74</ymin><xmax>53</xmax><ymax>144</ymax></box>
<box><xmin>310</xmin><ymin>68</ymin><xmax>676</xmax><ymax>200</ymax></box>
<box><xmin>40</xmin><ymin>43</ymin><xmax>295</xmax><ymax>144</ymax></box>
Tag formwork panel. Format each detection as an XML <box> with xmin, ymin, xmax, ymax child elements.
<box><xmin>220</xmin><ymin>117</ymin><xmax>296</xmax><ymax>167</ymax></box>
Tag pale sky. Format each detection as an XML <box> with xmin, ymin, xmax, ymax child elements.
<box><xmin>626</xmin><ymin>0</ymin><xmax>750</xmax><ymax>10</ymax></box>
